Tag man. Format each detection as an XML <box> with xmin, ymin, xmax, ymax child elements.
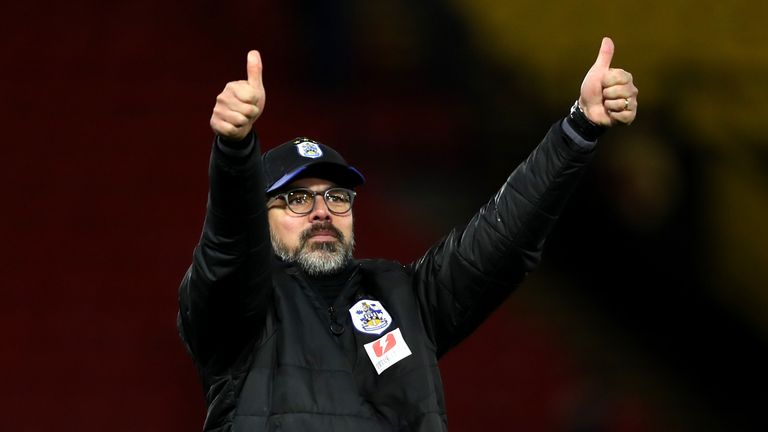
<box><xmin>178</xmin><ymin>37</ymin><xmax>638</xmax><ymax>431</ymax></box>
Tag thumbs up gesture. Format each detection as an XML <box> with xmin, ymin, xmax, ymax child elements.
<box><xmin>579</xmin><ymin>37</ymin><xmax>638</xmax><ymax>127</ymax></box>
<box><xmin>210</xmin><ymin>50</ymin><xmax>266</xmax><ymax>141</ymax></box>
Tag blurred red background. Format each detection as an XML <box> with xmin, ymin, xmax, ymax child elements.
<box><xmin>3</xmin><ymin>1</ymin><xmax>768</xmax><ymax>431</ymax></box>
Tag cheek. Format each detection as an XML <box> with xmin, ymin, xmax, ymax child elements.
<box><xmin>339</xmin><ymin>216</ymin><xmax>355</xmax><ymax>239</ymax></box>
<box><xmin>268</xmin><ymin>212</ymin><xmax>301</xmax><ymax>247</ymax></box>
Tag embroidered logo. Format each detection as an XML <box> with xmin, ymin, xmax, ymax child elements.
<box><xmin>364</xmin><ymin>328</ymin><xmax>412</xmax><ymax>375</ymax></box>
<box><xmin>295</xmin><ymin>140</ymin><xmax>323</xmax><ymax>158</ymax></box>
<box><xmin>349</xmin><ymin>299</ymin><xmax>392</xmax><ymax>335</ymax></box>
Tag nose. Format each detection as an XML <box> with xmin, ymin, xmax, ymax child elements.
<box><xmin>309</xmin><ymin>194</ymin><xmax>331</xmax><ymax>221</ymax></box>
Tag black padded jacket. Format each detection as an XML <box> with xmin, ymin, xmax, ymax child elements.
<box><xmin>178</xmin><ymin>120</ymin><xmax>595</xmax><ymax>431</ymax></box>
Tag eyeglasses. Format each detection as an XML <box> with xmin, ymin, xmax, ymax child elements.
<box><xmin>271</xmin><ymin>187</ymin><xmax>356</xmax><ymax>215</ymax></box>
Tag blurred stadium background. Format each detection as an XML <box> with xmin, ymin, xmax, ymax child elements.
<box><xmin>3</xmin><ymin>0</ymin><xmax>768</xmax><ymax>430</ymax></box>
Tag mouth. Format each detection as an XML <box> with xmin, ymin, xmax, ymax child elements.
<box><xmin>301</xmin><ymin>222</ymin><xmax>343</xmax><ymax>244</ymax></box>
<box><xmin>299</xmin><ymin>221</ymin><xmax>345</xmax><ymax>248</ymax></box>
<box><xmin>308</xmin><ymin>231</ymin><xmax>339</xmax><ymax>242</ymax></box>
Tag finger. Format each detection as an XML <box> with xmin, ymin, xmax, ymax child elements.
<box><xmin>602</xmin><ymin>69</ymin><xmax>632</xmax><ymax>87</ymax></box>
<box><xmin>609</xmin><ymin>110</ymin><xmax>636</xmax><ymax>125</ymax></box>
<box><xmin>246</xmin><ymin>50</ymin><xmax>263</xmax><ymax>89</ymax></box>
<box><xmin>226</xmin><ymin>81</ymin><xmax>259</xmax><ymax>105</ymax></box>
<box><xmin>592</xmin><ymin>37</ymin><xmax>614</xmax><ymax>71</ymax></box>
<box><xmin>214</xmin><ymin>108</ymin><xmax>252</xmax><ymax>128</ymax></box>
<box><xmin>210</xmin><ymin>118</ymin><xmax>239</xmax><ymax>138</ymax></box>
<box><xmin>219</xmin><ymin>95</ymin><xmax>260</xmax><ymax>119</ymax></box>
<box><xmin>602</xmin><ymin>83</ymin><xmax>638</xmax><ymax>100</ymax></box>
<box><xmin>604</xmin><ymin>97</ymin><xmax>635</xmax><ymax>113</ymax></box>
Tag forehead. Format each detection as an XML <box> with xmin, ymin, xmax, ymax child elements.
<box><xmin>286</xmin><ymin>177</ymin><xmax>338</xmax><ymax>191</ymax></box>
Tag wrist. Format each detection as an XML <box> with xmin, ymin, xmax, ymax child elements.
<box><xmin>566</xmin><ymin>100</ymin><xmax>606</xmax><ymax>141</ymax></box>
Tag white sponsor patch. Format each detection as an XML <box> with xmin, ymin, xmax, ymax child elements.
<box><xmin>295</xmin><ymin>141</ymin><xmax>323</xmax><ymax>158</ymax></box>
<box><xmin>349</xmin><ymin>299</ymin><xmax>392</xmax><ymax>335</ymax></box>
<box><xmin>364</xmin><ymin>328</ymin><xmax>412</xmax><ymax>375</ymax></box>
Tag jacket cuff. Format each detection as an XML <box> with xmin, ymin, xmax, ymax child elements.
<box><xmin>561</xmin><ymin>118</ymin><xmax>597</xmax><ymax>152</ymax></box>
<box><xmin>216</xmin><ymin>131</ymin><xmax>254</xmax><ymax>157</ymax></box>
<box><xmin>216</xmin><ymin>132</ymin><xmax>256</xmax><ymax>159</ymax></box>
<box><xmin>565</xmin><ymin>100</ymin><xmax>606</xmax><ymax>143</ymax></box>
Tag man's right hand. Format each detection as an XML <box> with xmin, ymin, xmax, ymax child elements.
<box><xmin>210</xmin><ymin>50</ymin><xmax>266</xmax><ymax>141</ymax></box>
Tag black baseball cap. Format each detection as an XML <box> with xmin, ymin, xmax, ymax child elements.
<box><xmin>262</xmin><ymin>137</ymin><xmax>365</xmax><ymax>195</ymax></box>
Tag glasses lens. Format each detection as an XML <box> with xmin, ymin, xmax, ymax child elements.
<box><xmin>285</xmin><ymin>190</ymin><xmax>314</xmax><ymax>214</ymax></box>
<box><xmin>325</xmin><ymin>188</ymin><xmax>353</xmax><ymax>213</ymax></box>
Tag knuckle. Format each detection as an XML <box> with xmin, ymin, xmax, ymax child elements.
<box><xmin>227</xmin><ymin>81</ymin><xmax>248</xmax><ymax>96</ymax></box>
<box><xmin>210</xmin><ymin>120</ymin><xmax>225</xmax><ymax>134</ymax></box>
<box><xmin>220</xmin><ymin>123</ymin><xmax>237</xmax><ymax>135</ymax></box>
<box><xmin>232</xmin><ymin>113</ymin><xmax>249</xmax><ymax>127</ymax></box>
<box><xmin>216</xmin><ymin>94</ymin><xmax>233</xmax><ymax>108</ymax></box>
<box><xmin>241</xmin><ymin>88</ymin><xmax>257</xmax><ymax>103</ymax></box>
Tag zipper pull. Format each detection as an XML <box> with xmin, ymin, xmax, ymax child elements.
<box><xmin>328</xmin><ymin>306</ymin><xmax>345</xmax><ymax>336</ymax></box>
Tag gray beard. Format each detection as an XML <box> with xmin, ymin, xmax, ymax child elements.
<box><xmin>270</xmin><ymin>224</ymin><xmax>355</xmax><ymax>277</ymax></box>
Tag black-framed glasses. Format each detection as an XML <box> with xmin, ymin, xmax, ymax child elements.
<box><xmin>272</xmin><ymin>187</ymin><xmax>356</xmax><ymax>215</ymax></box>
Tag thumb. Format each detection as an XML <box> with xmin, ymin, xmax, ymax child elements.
<box><xmin>592</xmin><ymin>37</ymin><xmax>614</xmax><ymax>71</ymax></box>
<box><xmin>246</xmin><ymin>50</ymin><xmax>263</xmax><ymax>88</ymax></box>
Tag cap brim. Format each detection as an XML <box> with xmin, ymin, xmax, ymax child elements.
<box><xmin>266</xmin><ymin>162</ymin><xmax>365</xmax><ymax>194</ymax></box>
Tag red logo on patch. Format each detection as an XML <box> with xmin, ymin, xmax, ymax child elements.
<box><xmin>372</xmin><ymin>332</ymin><xmax>397</xmax><ymax>357</ymax></box>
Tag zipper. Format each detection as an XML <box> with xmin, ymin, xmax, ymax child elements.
<box><xmin>327</xmin><ymin>265</ymin><xmax>362</xmax><ymax>336</ymax></box>
<box><xmin>328</xmin><ymin>306</ymin><xmax>345</xmax><ymax>335</ymax></box>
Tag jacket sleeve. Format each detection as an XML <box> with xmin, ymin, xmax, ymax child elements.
<box><xmin>177</xmin><ymin>133</ymin><xmax>273</xmax><ymax>371</ymax></box>
<box><xmin>409</xmin><ymin>120</ymin><xmax>595</xmax><ymax>357</ymax></box>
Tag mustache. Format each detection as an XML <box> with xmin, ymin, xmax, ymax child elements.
<box><xmin>299</xmin><ymin>222</ymin><xmax>345</xmax><ymax>244</ymax></box>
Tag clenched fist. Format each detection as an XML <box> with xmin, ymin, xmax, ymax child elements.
<box><xmin>210</xmin><ymin>50</ymin><xmax>266</xmax><ymax>141</ymax></box>
<box><xmin>579</xmin><ymin>37</ymin><xmax>638</xmax><ymax>127</ymax></box>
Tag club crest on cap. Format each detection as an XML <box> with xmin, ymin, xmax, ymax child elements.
<box><xmin>295</xmin><ymin>139</ymin><xmax>323</xmax><ymax>159</ymax></box>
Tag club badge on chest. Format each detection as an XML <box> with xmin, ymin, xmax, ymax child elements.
<box><xmin>348</xmin><ymin>299</ymin><xmax>392</xmax><ymax>335</ymax></box>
